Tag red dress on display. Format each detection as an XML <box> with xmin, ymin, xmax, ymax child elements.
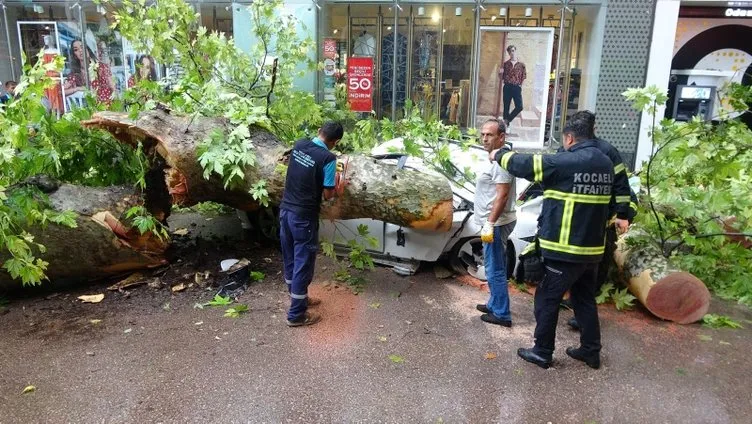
<box><xmin>43</xmin><ymin>51</ymin><xmax>64</xmax><ymax>114</ymax></box>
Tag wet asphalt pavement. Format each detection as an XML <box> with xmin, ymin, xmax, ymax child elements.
<box><xmin>1</xmin><ymin>213</ymin><xmax>751</xmax><ymax>423</ymax></box>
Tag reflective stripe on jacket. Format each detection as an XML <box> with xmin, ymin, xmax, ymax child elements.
<box><xmin>497</xmin><ymin>140</ymin><xmax>615</xmax><ymax>263</ymax></box>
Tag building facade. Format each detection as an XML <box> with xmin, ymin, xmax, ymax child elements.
<box><xmin>1</xmin><ymin>0</ymin><xmax>661</xmax><ymax>166</ymax></box>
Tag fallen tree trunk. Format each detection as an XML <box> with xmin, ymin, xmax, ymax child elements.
<box><xmin>82</xmin><ymin>110</ymin><xmax>453</xmax><ymax>231</ymax></box>
<box><xmin>614</xmin><ymin>237</ymin><xmax>710</xmax><ymax>324</ymax></box>
<box><xmin>0</xmin><ymin>182</ymin><xmax>168</xmax><ymax>289</ymax></box>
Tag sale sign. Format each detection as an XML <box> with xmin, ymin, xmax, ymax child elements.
<box><xmin>323</xmin><ymin>38</ymin><xmax>337</xmax><ymax>60</ymax></box>
<box><xmin>347</xmin><ymin>57</ymin><xmax>373</xmax><ymax>113</ymax></box>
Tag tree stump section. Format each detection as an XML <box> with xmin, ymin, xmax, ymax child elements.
<box><xmin>614</xmin><ymin>238</ymin><xmax>710</xmax><ymax>324</ymax></box>
<box><xmin>0</xmin><ymin>183</ymin><xmax>168</xmax><ymax>289</ymax></box>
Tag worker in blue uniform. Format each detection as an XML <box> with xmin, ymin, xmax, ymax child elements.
<box><xmin>279</xmin><ymin>122</ymin><xmax>344</xmax><ymax>327</ymax></box>
<box><xmin>490</xmin><ymin>114</ymin><xmax>615</xmax><ymax>369</ymax></box>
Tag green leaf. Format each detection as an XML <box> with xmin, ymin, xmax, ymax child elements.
<box><xmin>206</xmin><ymin>294</ymin><xmax>233</xmax><ymax>307</ymax></box>
<box><xmin>250</xmin><ymin>271</ymin><xmax>265</xmax><ymax>281</ymax></box>
<box><xmin>388</xmin><ymin>354</ymin><xmax>405</xmax><ymax>364</ymax></box>
<box><xmin>702</xmin><ymin>314</ymin><xmax>743</xmax><ymax>329</ymax></box>
<box><xmin>224</xmin><ymin>304</ymin><xmax>249</xmax><ymax>318</ymax></box>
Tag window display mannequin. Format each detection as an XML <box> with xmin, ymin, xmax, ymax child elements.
<box><xmin>353</xmin><ymin>30</ymin><xmax>375</xmax><ymax>57</ymax></box>
<box><xmin>42</xmin><ymin>35</ymin><xmax>64</xmax><ymax>115</ymax></box>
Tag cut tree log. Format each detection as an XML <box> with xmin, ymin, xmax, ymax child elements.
<box><xmin>0</xmin><ymin>181</ymin><xmax>168</xmax><ymax>290</ymax></box>
<box><xmin>613</xmin><ymin>237</ymin><xmax>710</xmax><ymax>324</ymax></box>
<box><xmin>82</xmin><ymin>110</ymin><xmax>453</xmax><ymax>231</ymax></box>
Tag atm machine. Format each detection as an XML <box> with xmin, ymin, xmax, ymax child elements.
<box><xmin>669</xmin><ymin>84</ymin><xmax>715</xmax><ymax>122</ymax></box>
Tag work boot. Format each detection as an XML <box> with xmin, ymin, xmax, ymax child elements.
<box><xmin>567</xmin><ymin>317</ymin><xmax>581</xmax><ymax>331</ymax></box>
<box><xmin>476</xmin><ymin>304</ymin><xmax>490</xmax><ymax>314</ymax></box>
<box><xmin>566</xmin><ymin>347</ymin><xmax>601</xmax><ymax>369</ymax></box>
<box><xmin>480</xmin><ymin>313</ymin><xmax>512</xmax><ymax>327</ymax></box>
<box><xmin>286</xmin><ymin>312</ymin><xmax>321</xmax><ymax>327</ymax></box>
<box><xmin>517</xmin><ymin>348</ymin><xmax>552</xmax><ymax>369</ymax></box>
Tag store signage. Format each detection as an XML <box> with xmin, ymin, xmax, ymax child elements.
<box><xmin>322</xmin><ymin>38</ymin><xmax>337</xmax><ymax>106</ymax></box>
<box><xmin>347</xmin><ymin>57</ymin><xmax>373</xmax><ymax>113</ymax></box>
<box><xmin>323</xmin><ymin>39</ymin><xmax>337</xmax><ymax>59</ymax></box>
<box><xmin>725</xmin><ymin>8</ymin><xmax>752</xmax><ymax>17</ymax></box>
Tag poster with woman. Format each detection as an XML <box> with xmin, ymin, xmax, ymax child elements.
<box><xmin>16</xmin><ymin>22</ymin><xmax>66</xmax><ymax>116</ymax></box>
<box><xmin>474</xmin><ymin>27</ymin><xmax>554</xmax><ymax>148</ymax></box>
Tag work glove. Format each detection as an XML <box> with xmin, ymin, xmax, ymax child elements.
<box><xmin>480</xmin><ymin>221</ymin><xmax>494</xmax><ymax>243</ymax></box>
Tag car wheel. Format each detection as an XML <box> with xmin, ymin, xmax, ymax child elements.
<box><xmin>449</xmin><ymin>237</ymin><xmax>516</xmax><ymax>282</ymax></box>
<box><xmin>249</xmin><ymin>206</ymin><xmax>280</xmax><ymax>242</ymax></box>
<box><xmin>450</xmin><ymin>237</ymin><xmax>486</xmax><ymax>280</ymax></box>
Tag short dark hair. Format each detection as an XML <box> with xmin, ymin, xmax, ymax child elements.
<box><xmin>562</xmin><ymin>114</ymin><xmax>595</xmax><ymax>142</ymax></box>
<box><xmin>483</xmin><ymin>118</ymin><xmax>507</xmax><ymax>135</ymax></box>
<box><xmin>4</xmin><ymin>80</ymin><xmax>16</xmax><ymax>89</ymax></box>
<box><xmin>507</xmin><ymin>45</ymin><xmax>516</xmax><ymax>53</ymax></box>
<box><xmin>320</xmin><ymin>121</ymin><xmax>344</xmax><ymax>143</ymax></box>
<box><xmin>570</xmin><ymin>110</ymin><xmax>596</xmax><ymax>138</ymax></box>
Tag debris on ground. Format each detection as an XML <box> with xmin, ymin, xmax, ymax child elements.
<box><xmin>77</xmin><ymin>294</ymin><xmax>105</xmax><ymax>304</ymax></box>
<box><xmin>107</xmin><ymin>273</ymin><xmax>147</xmax><ymax>291</ymax></box>
<box><xmin>433</xmin><ymin>264</ymin><xmax>453</xmax><ymax>279</ymax></box>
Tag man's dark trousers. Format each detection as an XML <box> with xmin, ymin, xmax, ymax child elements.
<box><xmin>503</xmin><ymin>83</ymin><xmax>523</xmax><ymax>123</ymax></box>
<box><xmin>533</xmin><ymin>259</ymin><xmax>601</xmax><ymax>358</ymax></box>
<box><xmin>279</xmin><ymin>208</ymin><xmax>318</xmax><ymax>321</ymax></box>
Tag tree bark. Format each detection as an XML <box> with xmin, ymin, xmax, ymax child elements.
<box><xmin>613</xmin><ymin>237</ymin><xmax>710</xmax><ymax>324</ymax></box>
<box><xmin>0</xmin><ymin>183</ymin><xmax>168</xmax><ymax>290</ymax></box>
<box><xmin>82</xmin><ymin>110</ymin><xmax>453</xmax><ymax>231</ymax></box>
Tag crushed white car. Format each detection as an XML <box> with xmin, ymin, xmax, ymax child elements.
<box><xmin>319</xmin><ymin>138</ymin><xmax>541</xmax><ymax>281</ymax></box>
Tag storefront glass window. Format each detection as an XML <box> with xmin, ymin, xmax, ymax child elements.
<box><xmin>439</xmin><ymin>5</ymin><xmax>474</xmax><ymax>127</ymax></box>
<box><xmin>200</xmin><ymin>2</ymin><xmax>234</xmax><ymax>37</ymax></box>
<box><xmin>7</xmin><ymin>1</ymin><xmax>84</xmax><ymax>116</ymax></box>
<box><xmin>410</xmin><ymin>6</ymin><xmax>440</xmax><ymax>120</ymax></box>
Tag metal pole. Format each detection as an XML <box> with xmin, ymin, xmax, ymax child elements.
<box><xmin>469</xmin><ymin>0</ymin><xmax>482</xmax><ymax>129</ymax></box>
<box><xmin>2</xmin><ymin>1</ymin><xmax>15</xmax><ymax>80</ymax></box>
<box><xmin>549</xmin><ymin>0</ymin><xmax>569</xmax><ymax>146</ymax></box>
<box><xmin>392</xmin><ymin>0</ymin><xmax>398</xmax><ymax>120</ymax></box>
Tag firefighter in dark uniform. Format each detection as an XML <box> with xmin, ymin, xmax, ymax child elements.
<box><xmin>565</xmin><ymin>110</ymin><xmax>638</xmax><ymax>331</ymax></box>
<box><xmin>490</xmin><ymin>115</ymin><xmax>614</xmax><ymax>369</ymax></box>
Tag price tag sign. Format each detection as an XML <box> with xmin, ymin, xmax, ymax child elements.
<box><xmin>347</xmin><ymin>57</ymin><xmax>373</xmax><ymax>113</ymax></box>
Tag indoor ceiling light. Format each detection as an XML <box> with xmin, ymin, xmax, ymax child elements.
<box><xmin>455</xmin><ymin>7</ymin><xmax>462</xmax><ymax>17</ymax></box>
<box><xmin>500</xmin><ymin>7</ymin><xmax>507</xmax><ymax>17</ymax></box>
<box><xmin>525</xmin><ymin>7</ymin><xmax>533</xmax><ymax>17</ymax></box>
<box><xmin>418</xmin><ymin>6</ymin><xmax>425</xmax><ymax>16</ymax></box>
<box><xmin>431</xmin><ymin>11</ymin><xmax>440</xmax><ymax>22</ymax></box>
<box><xmin>491</xmin><ymin>15</ymin><xmax>497</xmax><ymax>21</ymax></box>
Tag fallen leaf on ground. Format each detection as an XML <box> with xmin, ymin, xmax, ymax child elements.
<box><xmin>124</xmin><ymin>328</ymin><xmax>132</xmax><ymax>334</ymax></box>
<box><xmin>171</xmin><ymin>283</ymin><xmax>187</xmax><ymax>293</ymax></box>
<box><xmin>378</xmin><ymin>336</ymin><xmax>388</xmax><ymax>342</ymax></box>
<box><xmin>390</xmin><ymin>291</ymin><xmax>402</xmax><ymax>298</ymax></box>
<box><xmin>21</xmin><ymin>385</ymin><xmax>36</xmax><ymax>395</ymax></box>
<box><xmin>78</xmin><ymin>294</ymin><xmax>105</xmax><ymax>303</ymax></box>
<box><xmin>388</xmin><ymin>354</ymin><xmax>405</xmax><ymax>364</ymax></box>
<box><xmin>369</xmin><ymin>302</ymin><xmax>381</xmax><ymax>309</ymax></box>
<box><xmin>172</xmin><ymin>228</ymin><xmax>190</xmax><ymax>236</ymax></box>
<box><xmin>263</xmin><ymin>257</ymin><xmax>272</xmax><ymax>263</ymax></box>
<box><xmin>485</xmin><ymin>352</ymin><xmax>497</xmax><ymax>360</ymax></box>
<box><xmin>89</xmin><ymin>319</ymin><xmax>102</xmax><ymax>325</ymax></box>
<box><xmin>194</xmin><ymin>321</ymin><xmax>204</xmax><ymax>326</ymax></box>
<box><xmin>148</xmin><ymin>278</ymin><xmax>163</xmax><ymax>289</ymax></box>
<box><xmin>107</xmin><ymin>273</ymin><xmax>146</xmax><ymax>291</ymax></box>
<box><xmin>698</xmin><ymin>334</ymin><xmax>713</xmax><ymax>341</ymax></box>
<box><xmin>719</xmin><ymin>341</ymin><xmax>731</xmax><ymax>345</ymax></box>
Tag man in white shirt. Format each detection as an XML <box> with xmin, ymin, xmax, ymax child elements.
<box><xmin>474</xmin><ymin>119</ymin><xmax>517</xmax><ymax>327</ymax></box>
